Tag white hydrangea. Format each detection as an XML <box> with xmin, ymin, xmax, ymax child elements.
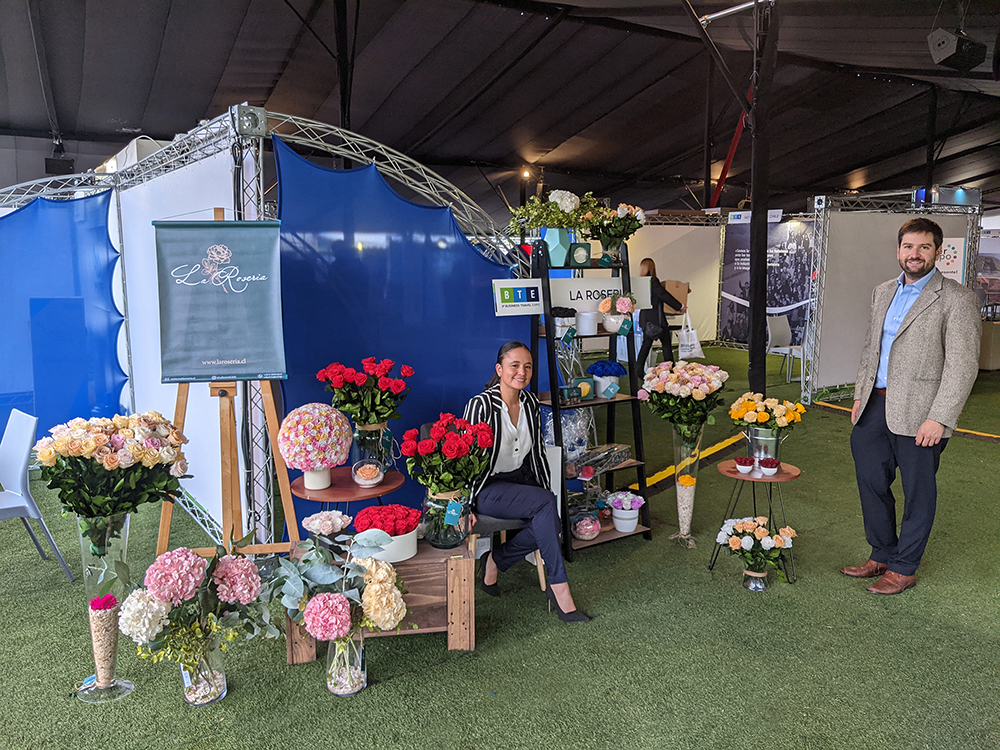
<box><xmin>119</xmin><ymin>588</ymin><xmax>171</xmax><ymax>645</ymax></box>
<box><xmin>547</xmin><ymin>189</ymin><xmax>580</xmax><ymax>214</ymax></box>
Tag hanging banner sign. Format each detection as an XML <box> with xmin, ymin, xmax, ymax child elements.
<box><xmin>153</xmin><ymin>220</ymin><xmax>287</xmax><ymax>383</ymax></box>
<box><xmin>728</xmin><ymin>209</ymin><xmax>783</xmax><ymax>224</ymax></box>
<box><xmin>936</xmin><ymin>237</ymin><xmax>966</xmax><ymax>283</ymax></box>
<box><xmin>549</xmin><ymin>277</ymin><xmax>651</xmax><ymax>312</ymax></box>
<box><xmin>492</xmin><ymin>279</ymin><xmax>544</xmax><ymax>316</ymax></box>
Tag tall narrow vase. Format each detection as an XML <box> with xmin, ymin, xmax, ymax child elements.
<box><xmin>670</xmin><ymin>422</ymin><xmax>705</xmax><ymax>548</ymax></box>
<box><xmin>180</xmin><ymin>645</ymin><xmax>227</xmax><ymax>707</ymax></box>
<box><xmin>78</xmin><ymin>512</ymin><xmax>130</xmax><ymax>602</ymax></box>
<box><xmin>326</xmin><ymin>631</ymin><xmax>366</xmax><ymax>696</ymax></box>
<box><xmin>351</xmin><ymin>422</ymin><xmax>394</xmax><ymax>468</ymax></box>
<box><xmin>76</xmin><ymin>605</ymin><xmax>134</xmax><ymax>703</ymax></box>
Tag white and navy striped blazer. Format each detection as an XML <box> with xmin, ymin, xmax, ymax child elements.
<box><xmin>463</xmin><ymin>384</ymin><xmax>551</xmax><ymax>498</ymax></box>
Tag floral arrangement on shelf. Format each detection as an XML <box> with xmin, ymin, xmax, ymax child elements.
<box><xmin>34</xmin><ymin>412</ymin><xmax>190</xmax><ymax>557</ymax></box>
<box><xmin>302</xmin><ymin>510</ymin><xmax>352</xmax><ymax>537</ymax></box>
<box><xmin>598</xmin><ymin>291</ymin><xmax>636</xmax><ymax>316</ymax></box>
<box><xmin>317</xmin><ymin>357</ymin><xmax>415</xmax><ymax>427</ymax></box>
<box><xmin>716</xmin><ymin>516</ymin><xmax>797</xmax><ymax>579</ymax></box>
<box><xmin>638</xmin><ymin>361</ymin><xmax>729</xmax><ymax>444</ymax></box>
<box><xmin>508</xmin><ymin>190</ymin><xmax>603</xmax><ymax>233</ymax></box>
<box><xmin>584</xmin><ymin>203</ymin><xmax>647</xmax><ymax>251</ymax></box>
<box><xmin>729</xmin><ymin>392</ymin><xmax>806</xmax><ymax>430</ymax></box>
<box><xmin>118</xmin><ymin>539</ymin><xmax>279</xmax><ymax>705</ymax></box>
<box><xmin>354</xmin><ymin>504</ymin><xmax>422</xmax><ymax>537</ymax></box>
<box><xmin>607</xmin><ymin>490</ymin><xmax>645</xmax><ymax>511</ymax></box>
<box><xmin>277</xmin><ymin>404</ymin><xmax>352</xmax><ymax>471</ymax></box>
<box><xmin>586</xmin><ymin>360</ymin><xmax>627</xmax><ymax>378</ymax></box>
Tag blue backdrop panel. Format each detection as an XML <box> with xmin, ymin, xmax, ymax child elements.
<box><xmin>0</xmin><ymin>193</ymin><xmax>125</xmax><ymax>439</ymax></box>
<box><xmin>274</xmin><ymin>137</ymin><xmax>526</xmax><ymax>535</ymax></box>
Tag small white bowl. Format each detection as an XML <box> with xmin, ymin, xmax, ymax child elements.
<box><xmin>735</xmin><ymin>462</ymin><xmax>754</xmax><ymax>474</ymax></box>
<box><xmin>759</xmin><ymin>464</ymin><xmax>779</xmax><ymax>476</ymax></box>
<box><xmin>352</xmin><ymin>459</ymin><xmax>385</xmax><ymax>487</ymax></box>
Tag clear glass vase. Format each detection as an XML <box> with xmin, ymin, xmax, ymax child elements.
<box><xmin>77</xmin><ymin>512</ymin><xmax>130</xmax><ymax>602</ymax></box>
<box><xmin>76</xmin><ymin>606</ymin><xmax>134</xmax><ymax>704</ymax></box>
<box><xmin>670</xmin><ymin>422</ymin><xmax>705</xmax><ymax>548</ymax></box>
<box><xmin>351</xmin><ymin>422</ymin><xmax>394</xmax><ymax>468</ymax></box>
<box><xmin>326</xmin><ymin>631</ymin><xmax>366</xmax><ymax>697</ymax></box>
<box><xmin>180</xmin><ymin>645</ymin><xmax>228</xmax><ymax>707</ymax></box>
<box><xmin>742</xmin><ymin>568</ymin><xmax>771</xmax><ymax>592</ymax></box>
<box><xmin>422</xmin><ymin>492</ymin><xmax>471</xmax><ymax>549</ymax></box>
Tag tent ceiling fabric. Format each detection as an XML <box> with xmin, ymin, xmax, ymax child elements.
<box><xmin>1</xmin><ymin>0</ymin><xmax>999</xmax><ymax>219</ymax></box>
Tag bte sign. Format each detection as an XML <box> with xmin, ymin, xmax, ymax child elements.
<box><xmin>492</xmin><ymin>279</ymin><xmax>543</xmax><ymax>316</ymax></box>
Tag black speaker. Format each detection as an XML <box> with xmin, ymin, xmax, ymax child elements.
<box><xmin>44</xmin><ymin>157</ymin><xmax>75</xmax><ymax>175</ymax></box>
<box><xmin>927</xmin><ymin>28</ymin><xmax>987</xmax><ymax>71</ymax></box>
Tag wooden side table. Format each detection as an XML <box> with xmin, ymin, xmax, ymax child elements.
<box><xmin>290</xmin><ymin>467</ymin><xmax>405</xmax><ymax>515</ymax></box>
<box><xmin>708</xmin><ymin>459</ymin><xmax>801</xmax><ymax>582</ymax></box>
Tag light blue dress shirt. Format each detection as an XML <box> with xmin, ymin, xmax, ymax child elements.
<box><xmin>875</xmin><ymin>269</ymin><xmax>937</xmax><ymax>389</ymax></box>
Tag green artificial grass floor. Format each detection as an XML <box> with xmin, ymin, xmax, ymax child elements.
<box><xmin>3</xmin><ymin>348</ymin><xmax>999</xmax><ymax>749</ymax></box>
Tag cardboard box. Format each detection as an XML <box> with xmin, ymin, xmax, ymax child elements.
<box><xmin>661</xmin><ymin>279</ymin><xmax>690</xmax><ymax>315</ymax></box>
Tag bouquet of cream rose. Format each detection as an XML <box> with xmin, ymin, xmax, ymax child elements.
<box><xmin>638</xmin><ymin>361</ymin><xmax>729</xmax><ymax>444</ymax></box>
<box><xmin>729</xmin><ymin>392</ymin><xmax>806</xmax><ymax>430</ymax></box>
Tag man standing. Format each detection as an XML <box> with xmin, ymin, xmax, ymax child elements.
<box><xmin>842</xmin><ymin>218</ymin><xmax>981</xmax><ymax>594</ymax></box>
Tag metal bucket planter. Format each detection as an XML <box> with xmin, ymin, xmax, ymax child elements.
<box><xmin>742</xmin><ymin>427</ymin><xmax>788</xmax><ymax>468</ymax></box>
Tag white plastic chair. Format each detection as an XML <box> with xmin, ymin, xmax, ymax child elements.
<box><xmin>0</xmin><ymin>409</ymin><xmax>74</xmax><ymax>581</ymax></box>
<box><xmin>766</xmin><ymin>315</ymin><xmax>803</xmax><ymax>383</ymax></box>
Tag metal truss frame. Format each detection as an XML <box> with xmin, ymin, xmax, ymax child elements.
<box><xmin>802</xmin><ymin>193</ymin><xmax>982</xmax><ymax>404</ymax></box>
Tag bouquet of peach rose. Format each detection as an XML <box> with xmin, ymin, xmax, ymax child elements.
<box><xmin>716</xmin><ymin>516</ymin><xmax>796</xmax><ymax>579</ymax></box>
<box><xmin>729</xmin><ymin>392</ymin><xmax>806</xmax><ymax>430</ymax></box>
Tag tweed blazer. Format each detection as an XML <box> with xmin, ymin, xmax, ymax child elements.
<box><xmin>463</xmin><ymin>385</ymin><xmax>551</xmax><ymax>498</ymax></box>
<box><xmin>854</xmin><ymin>271</ymin><xmax>981</xmax><ymax>437</ymax></box>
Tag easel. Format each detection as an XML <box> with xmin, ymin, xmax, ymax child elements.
<box><xmin>156</xmin><ymin>207</ymin><xmax>300</xmax><ymax>558</ymax></box>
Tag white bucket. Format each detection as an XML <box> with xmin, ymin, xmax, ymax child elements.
<box><xmin>611</xmin><ymin>508</ymin><xmax>639</xmax><ymax>533</ymax></box>
<box><xmin>577</xmin><ymin>311</ymin><xmax>601</xmax><ymax>336</ymax></box>
<box><xmin>370</xmin><ymin>528</ymin><xmax>418</xmax><ymax>563</ymax></box>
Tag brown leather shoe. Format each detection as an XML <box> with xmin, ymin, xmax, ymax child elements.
<box><xmin>840</xmin><ymin>559</ymin><xmax>888</xmax><ymax>578</ymax></box>
<box><xmin>867</xmin><ymin>570</ymin><xmax>917</xmax><ymax>595</ymax></box>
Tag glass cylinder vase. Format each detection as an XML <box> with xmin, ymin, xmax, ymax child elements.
<box><xmin>76</xmin><ymin>605</ymin><xmax>134</xmax><ymax>703</ymax></box>
<box><xmin>351</xmin><ymin>422</ymin><xmax>394</xmax><ymax>468</ymax></box>
<box><xmin>326</xmin><ymin>631</ymin><xmax>366</xmax><ymax>697</ymax></box>
<box><xmin>78</xmin><ymin>512</ymin><xmax>130</xmax><ymax>602</ymax></box>
<box><xmin>422</xmin><ymin>491</ymin><xmax>471</xmax><ymax>549</ymax></box>
<box><xmin>742</xmin><ymin>568</ymin><xmax>771</xmax><ymax>592</ymax></box>
<box><xmin>180</xmin><ymin>644</ymin><xmax>228</xmax><ymax>707</ymax></box>
<box><xmin>670</xmin><ymin>422</ymin><xmax>705</xmax><ymax>548</ymax></box>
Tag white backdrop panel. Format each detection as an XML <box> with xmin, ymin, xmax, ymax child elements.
<box><xmin>816</xmin><ymin>211</ymin><xmax>972</xmax><ymax>389</ymax></box>
<box><xmin>116</xmin><ymin>152</ymin><xmax>237</xmax><ymax>530</ymax></box>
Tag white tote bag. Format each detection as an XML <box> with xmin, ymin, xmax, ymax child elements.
<box><xmin>677</xmin><ymin>312</ymin><xmax>705</xmax><ymax>359</ymax></box>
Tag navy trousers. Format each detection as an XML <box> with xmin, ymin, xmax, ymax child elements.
<box><xmin>850</xmin><ymin>391</ymin><xmax>947</xmax><ymax>576</ymax></box>
<box><xmin>476</xmin><ymin>464</ymin><xmax>568</xmax><ymax>585</ymax></box>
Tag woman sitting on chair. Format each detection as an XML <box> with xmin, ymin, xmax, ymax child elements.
<box><xmin>463</xmin><ymin>341</ymin><xmax>589</xmax><ymax>622</ymax></box>
<box><xmin>635</xmin><ymin>257</ymin><xmax>685</xmax><ymax>378</ymax></box>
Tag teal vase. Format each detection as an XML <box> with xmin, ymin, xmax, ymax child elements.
<box><xmin>543</xmin><ymin>228</ymin><xmax>572</xmax><ymax>268</ymax></box>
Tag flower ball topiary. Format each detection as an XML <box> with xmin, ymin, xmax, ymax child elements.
<box><xmin>277</xmin><ymin>403</ymin><xmax>352</xmax><ymax>471</ymax></box>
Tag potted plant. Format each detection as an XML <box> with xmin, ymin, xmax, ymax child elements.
<box><xmin>317</xmin><ymin>357</ymin><xmax>415</xmax><ymax>468</ymax></box>
<box><xmin>729</xmin><ymin>393</ymin><xmax>806</xmax><ymax>468</ymax></box>
<box><xmin>508</xmin><ymin>190</ymin><xmax>603</xmax><ymax>267</ymax></box>
<box><xmin>400</xmin><ymin>414</ymin><xmax>493</xmax><ymax>549</ymax></box>
<box><xmin>607</xmin><ymin>490</ymin><xmax>645</xmax><ymax>533</ymax></box>
<box><xmin>639</xmin><ymin>361</ymin><xmax>729</xmax><ymax>547</ymax></box>
<box><xmin>586</xmin><ymin>359</ymin><xmax>627</xmax><ymax>397</ymax></box>
<box><xmin>118</xmin><ymin>538</ymin><xmax>279</xmax><ymax>706</ymax></box>
<box><xmin>715</xmin><ymin>516</ymin><xmax>797</xmax><ymax>591</ymax></box>
<box><xmin>277</xmin><ymin>403</ymin><xmax>353</xmax><ymax>490</ymax></box>
<box><xmin>582</xmin><ymin>203</ymin><xmax>647</xmax><ymax>257</ymax></box>
<box><xmin>262</xmin><ymin>529</ymin><xmax>406</xmax><ymax>696</ymax></box>
<box><xmin>353</xmin><ymin>504</ymin><xmax>422</xmax><ymax>563</ymax></box>
<box><xmin>33</xmin><ymin>411</ymin><xmax>190</xmax><ymax>600</ymax></box>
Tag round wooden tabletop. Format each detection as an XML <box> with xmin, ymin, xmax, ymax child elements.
<box><xmin>290</xmin><ymin>467</ymin><xmax>405</xmax><ymax>502</ymax></box>
<box><xmin>717</xmin><ymin>459</ymin><xmax>801</xmax><ymax>483</ymax></box>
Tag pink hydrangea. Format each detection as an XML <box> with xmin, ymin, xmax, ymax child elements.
<box><xmin>144</xmin><ymin>547</ymin><xmax>207</xmax><ymax>605</ymax></box>
<box><xmin>302</xmin><ymin>592</ymin><xmax>352</xmax><ymax>641</ymax></box>
<box><xmin>213</xmin><ymin>555</ymin><xmax>262</xmax><ymax>605</ymax></box>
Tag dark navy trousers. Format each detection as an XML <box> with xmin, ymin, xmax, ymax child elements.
<box><xmin>850</xmin><ymin>391</ymin><xmax>947</xmax><ymax>576</ymax></box>
<box><xmin>476</xmin><ymin>463</ymin><xmax>568</xmax><ymax>585</ymax></box>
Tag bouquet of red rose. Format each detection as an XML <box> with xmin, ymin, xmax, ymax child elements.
<box><xmin>353</xmin><ymin>504</ymin><xmax>422</xmax><ymax>537</ymax></box>
<box><xmin>317</xmin><ymin>357</ymin><xmax>415</xmax><ymax>426</ymax></box>
<box><xmin>400</xmin><ymin>414</ymin><xmax>493</xmax><ymax>548</ymax></box>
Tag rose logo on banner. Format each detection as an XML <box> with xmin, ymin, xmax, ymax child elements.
<box><xmin>171</xmin><ymin>242</ymin><xmax>269</xmax><ymax>294</ymax></box>
<box><xmin>201</xmin><ymin>244</ymin><xmax>233</xmax><ymax>290</ymax></box>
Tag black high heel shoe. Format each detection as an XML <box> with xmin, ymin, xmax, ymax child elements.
<box><xmin>544</xmin><ymin>585</ymin><xmax>590</xmax><ymax>622</ymax></box>
<box><xmin>479</xmin><ymin>554</ymin><xmax>500</xmax><ymax>597</ymax></box>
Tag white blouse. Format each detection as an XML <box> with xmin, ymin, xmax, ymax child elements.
<box><xmin>492</xmin><ymin>397</ymin><xmax>533</xmax><ymax>474</ymax></box>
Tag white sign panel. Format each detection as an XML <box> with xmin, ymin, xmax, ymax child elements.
<box><xmin>549</xmin><ymin>277</ymin><xmax>652</xmax><ymax>312</ymax></box>
<box><xmin>491</xmin><ymin>278</ymin><xmax>544</xmax><ymax>316</ymax></box>
<box><xmin>936</xmin><ymin>237</ymin><xmax>966</xmax><ymax>283</ymax></box>
<box><xmin>728</xmin><ymin>209</ymin><xmax>783</xmax><ymax>224</ymax></box>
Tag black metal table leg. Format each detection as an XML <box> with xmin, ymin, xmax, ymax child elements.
<box><xmin>708</xmin><ymin>479</ymin><xmax>745</xmax><ymax>571</ymax></box>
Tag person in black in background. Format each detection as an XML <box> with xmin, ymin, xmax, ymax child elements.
<box><xmin>635</xmin><ymin>257</ymin><xmax>685</xmax><ymax>377</ymax></box>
